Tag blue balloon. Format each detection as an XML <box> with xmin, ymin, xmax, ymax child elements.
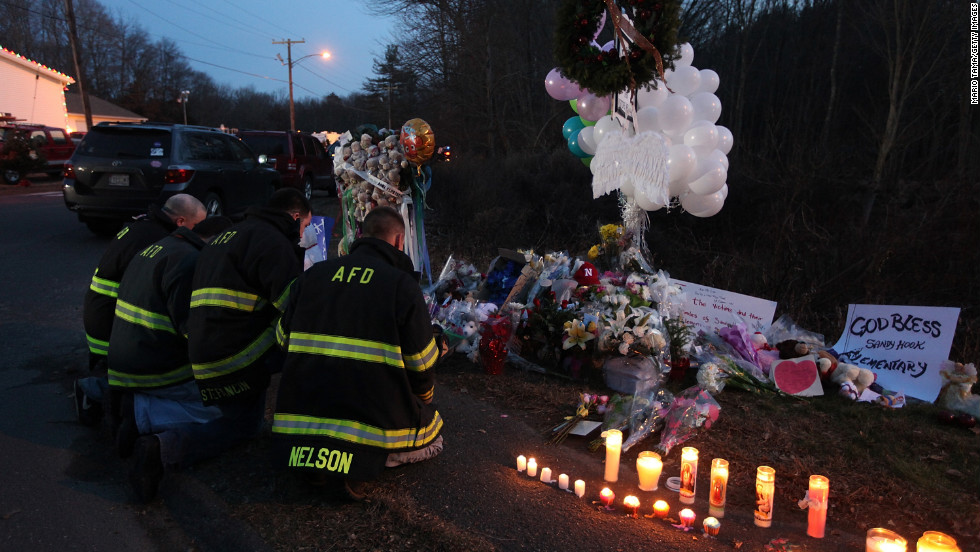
<box><xmin>567</xmin><ymin>128</ymin><xmax>587</xmax><ymax>158</ymax></box>
<box><xmin>562</xmin><ymin>116</ymin><xmax>586</xmax><ymax>140</ymax></box>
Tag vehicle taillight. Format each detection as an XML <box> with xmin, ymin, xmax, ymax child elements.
<box><xmin>63</xmin><ymin>163</ymin><xmax>75</xmax><ymax>179</ymax></box>
<box><xmin>165</xmin><ymin>168</ymin><xmax>195</xmax><ymax>184</ymax></box>
<box><xmin>287</xmin><ymin>159</ymin><xmax>297</xmax><ymax>171</ymax></box>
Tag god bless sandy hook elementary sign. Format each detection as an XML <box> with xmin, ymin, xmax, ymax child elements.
<box><xmin>830</xmin><ymin>304</ymin><xmax>961</xmax><ymax>401</ymax></box>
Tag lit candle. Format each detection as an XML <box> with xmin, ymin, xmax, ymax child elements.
<box><xmin>754</xmin><ymin>465</ymin><xmax>775</xmax><ymax>528</ymax></box>
<box><xmin>540</xmin><ymin>467</ymin><xmax>552</xmax><ymax>483</ymax></box>
<box><xmin>599</xmin><ymin>487</ymin><xmax>615</xmax><ymax>508</ymax></box>
<box><xmin>866</xmin><ymin>528</ymin><xmax>907</xmax><ymax>552</ymax></box>
<box><xmin>636</xmin><ymin>451</ymin><xmax>663</xmax><ymax>491</ymax></box>
<box><xmin>708</xmin><ymin>458</ymin><xmax>729</xmax><ymax>518</ymax></box>
<box><xmin>516</xmin><ymin>455</ymin><xmax>527</xmax><ymax>472</ymax></box>
<box><xmin>679</xmin><ymin>447</ymin><xmax>699</xmax><ymax>504</ymax></box>
<box><xmin>679</xmin><ymin>508</ymin><xmax>696</xmax><ymax>528</ymax></box>
<box><xmin>916</xmin><ymin>531</ymin><xmax>960</xmax><ymax>552</ymax></box>
<box><xmin>527</xmin><ymin>458</ymin><xmax>537</xmax><ymax>478</ymax></box>
<box><xmin>558</xmin><ymin>473</ymin><xmax>569</xmax><ymax>490</ymax></box>
<box><xmin>703</xmin><ymin>516</ymin><xmax>721</xmax><ymax>536</ymax></box>
<box><xmin>653</xmin><ymin>500</ymin><xmax>670</xmax><ymax>519</ymax></box>
<box><xmin>807</xmin><ymin>475</ymin><xmax>829</xmax><ymax>538</ymax></box>
<box><xmin>623</xmin><ymin>495</ymin><xmax>640</xmax><ymax>517</ymax></box>
<box><xmin>603</xmin><ymin>430</ymin><xmax>622</xmax><ymax>482</ymax></box>
<box><xmin>574</xmin><ymin>479</ymin><xmax>586</xmax><ymax>498</ymax></box>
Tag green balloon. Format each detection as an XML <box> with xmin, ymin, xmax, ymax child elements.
<box><xmin>580</xmin><ymin>116</ymin><xmax>596</xmax><ymax>127</ymax></box>
<box><xmin>569</xmin><ymin>99</ymin><xmax>578</xmax><ymax>114</ymax></box>
<box><xmin>581</xmin><ymin>156</ymin><xmax>592</xmax><ymax>168</ymax></box>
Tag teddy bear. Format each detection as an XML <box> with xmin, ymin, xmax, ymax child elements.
<box><xmin>775</xmin><ymin>339</ymin><xmax>813</xmax><ymax>359</ymax></box>
<box><xmin>816</xmin><ymin>350</ymin><xmax>876</xmax><ymax>399</ymax></box>
<box><xmin>937</xmin><ymin>360</ymin><xmax>979</xmax><ymax>419</ymax></box>
<box><xmin>454</xmin><ymin>314</ymin><xmax>482</xmax><ymax>355</ymax></box>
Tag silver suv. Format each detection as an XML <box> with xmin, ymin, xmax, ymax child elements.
<box><xmin>63</xmin><ymin>122</ymin><xmax>280</xmax><ymax>235</ymax></box>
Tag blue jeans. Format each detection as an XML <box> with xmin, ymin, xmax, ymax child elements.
<box><xmin>135</xmin><ymin>382</ymin><xmax>265</xmax><ymax>469</ymax></box>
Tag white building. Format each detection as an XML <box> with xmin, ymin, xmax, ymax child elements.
<box><xmin>0</xmin><ymin>45</ymin><xmax>74</xmax><ymax>130</ymax></box>
<box><xmin>65</xmin><ymin>93</ymin><xmax>146</xmax><ymax>133</ymax></box>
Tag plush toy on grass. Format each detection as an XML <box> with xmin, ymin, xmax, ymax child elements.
<box><xmin>937</xmin><ymin>360</ymin><xmax>980</xmax><ymax>420</ymax></box>
<box><xmin>816</xmin><ymin>350</ymin><xmax>876</xmax><ymax>400</ymax></box>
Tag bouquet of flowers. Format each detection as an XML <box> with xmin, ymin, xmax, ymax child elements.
<box><xmin>550</xmin><ymin>392</ymin><xmax>608</xmax><ymax>445</ymax></box>
<box><xmin>587</xmin><ymin>224</ymin><xmax>628</xmax><ymax>272</ymax></box>
<box><xmin>655</xmin><ymin>386</ymin><xmax>721</xmax><ymax>456</ymax></box>
<box><xmin>595</xmin><ymin>305</ymin><xmax>668</xmax><ymax>358</ymax></box>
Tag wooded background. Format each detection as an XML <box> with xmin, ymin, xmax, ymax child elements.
<box><xmin>3</xmin><ymin>0</ymin><xmax>977</xmax><ymax>357</ymax></box>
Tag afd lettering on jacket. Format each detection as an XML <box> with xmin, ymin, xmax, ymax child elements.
<box><xmin>330</xmin><ymin>266</ymin><xmax>374</xmax><ymax>284</ymax></box>
<box><xmin>288</xmin><ymin>446</ymin><xmax>353</xmax><ymax>473</ymax></box>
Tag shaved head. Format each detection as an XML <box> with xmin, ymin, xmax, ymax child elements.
<box><xmin>162</xmin><ymin>194</ymin><xmax>207</xmax><ymax>229</ymax></box>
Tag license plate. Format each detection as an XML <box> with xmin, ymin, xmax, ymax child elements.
<box><xmin>109</xmin><ymin>174</ymin><xmax>130</xmax><ymax>186</ymax></box>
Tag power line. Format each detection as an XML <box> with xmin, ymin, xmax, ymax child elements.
<box><xmin>122</xmin><ymin>0</ymin><xmax>269</xmax><ymax>59</ymax></box>
<box><xmin>161</xmin><ymin>0</ymin><xmax>278</xmax><ymax>41</ymax></box>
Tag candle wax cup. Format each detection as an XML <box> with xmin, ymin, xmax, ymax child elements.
<box><xmin>558</xmin><ymin>474</ymin><xmax>569</xmax><ymax>490</ymax></box>
<box><xmin>636</xmin><ymin>451</ymin><xmax>663</xmax><ymax>492</ymax></box>
<box><xmin>916</xmin><ymin>531</ymin><xmax>960</xmax><ymax>552</ymax></box>
<box><xmin>679</xmin><ymin>508</ymin><xmax>696</xmax><ymax>528</ymax></box>
<box><xmin>516</xmin><ymin>455</ymin><xmax>527</xmax><ymax>472</ymax></box>
<box><xmin>527</xmin><ymin>459</ymin><xmax>537</xmax><ymax>478</ymax></box>
<box><xmin>866</xmin><ymin>528</ymin><xmax>907</xmax><ymax>552</ymax></box>
<box><xmin>574</xmin><ymin>480</ymin><xmax>586</xmax><ymax>498</ymax></box>
<box><xmin>600</xmin><ymin>488</ymin><xmax>615</xmax><ymax>507</ymax></box>
<box><xmin>653</xmin><ymin>500</ymin><xmax>670</xmax><ymax>518</ymax></box>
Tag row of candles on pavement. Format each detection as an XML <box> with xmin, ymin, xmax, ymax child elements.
<box><xmin>515</xmin><ymin>429</ymin><xmax>962</xmax><ymax>551</ymax></box>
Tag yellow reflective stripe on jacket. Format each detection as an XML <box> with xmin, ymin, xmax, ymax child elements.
<box><xmin>114</xmin><ymin>299</ymin><xmax>176</xmax><ymax>334</ymax></box>
<box><xmin>275</xmin><ymin>317</ymin><xmax>287</xmax><ymax>347</ymax></box>
<box><xmin>87</xmin><ymin>334</ymin><xmax>109</xmax><ymax>356</ymax></box>
<box><xmin>286</xmin><ymin>332</ymin><xmax>403</xmax><ymax>368</ymax></box>
<box><xmin>271</xmin><ymin>282</ymin><xmax>293</xmax><ymax>312</ymax></box>
<box><xmin>89</xmin><ymin>269</ymin><xmax>120</xmax><ymax>298</ymax></box>
<box><xmin>190</xmin><ymin>287</ymin><xmax>267</xmax><ymax>312</ymax></box>
<box><xmin>192</xmin><ymin>327</ymin><xmax>276</xmax><ymax>380</ymax></box>
<box><xmin>272</xmin><ymin>410</ymin><xmax>443</xmax><ymax>450</ymax></box>
<box><xmin>403</xmin><ymin>338</ymin><xmax>439</xmax><ymax>373</ymax></box>
<box><xmin>108</xmin><ymin>364</ymin><xmax>191</xmax><ymax>388</ymax></box>
<box><xmin>417</xmin><ymin>387</ymin><xmax>434</xmax><ymax>403</ymax></box>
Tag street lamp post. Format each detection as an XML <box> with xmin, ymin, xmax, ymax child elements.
<box><xmin>178</xmin><ymin>90</ymin><xmax>190</xmax><ymax>125</ymax></box>
<box><xmin>273</xmin><ymin>39</ymin><xmax>330</xmax><ymax>132</ymax></box>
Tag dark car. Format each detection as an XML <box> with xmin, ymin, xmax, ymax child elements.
<box><xmin>1</xmin><ymin>123</ymin><xmax>75</xmax><ymax>184</ymax></box>
<box><xmin>237</xmin><ymin>130</ymin><xmax>333</xmax><ymax>199</ymax></box>
<box><xmin>63</xmin><ymin>122</ymin><xmax>280</xmax><ymax>235</ymax></box>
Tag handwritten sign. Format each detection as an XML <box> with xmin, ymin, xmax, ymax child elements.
<box><xmin>673</xmin><ymin>280</ymin><xmax>778</xmax><ymax>335</ymax></box>
<box><xmin>830</xmin><ymin>305</ymin><xmax>960</xmax><ymax>401</ymax></box>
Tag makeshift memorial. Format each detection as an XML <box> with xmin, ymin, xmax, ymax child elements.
<box><xmin>936</xmin><ymin>361</ymin><xmax>979</xmax><ymax>420</ymax></box>
<box><xmin>655</xmin><ymin>386</ymin><xmax>720</xmax><ymax>456</ymax></box>
<box><xmin>866</xmin><ymin>528</ymin><xmax>907</xmax><ymax>552</ymax></box>
<box><xmin>755</xmin><ymin>466</ymin><xmax>776</xmax><ymax>528</ymax></box>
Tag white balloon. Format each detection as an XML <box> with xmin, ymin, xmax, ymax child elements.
<box><xmin>716</xmin><ymin>125</ymin><xmax>734</xmax><ymax>155</ymax></box>
<box><xmin>636</xmin><ymin>81</ymin><xmax>668</xmax><ymax>109</ymax></box>
<box><xmin>675</xmin><ymin>43</ymin><xmax>694</xmax><ymax>67</ymax></box>
<box><xmin>578</xmin><ymin>126</ymin><xmax>597</xmax><ymax>156</ymax></box>
<box><xmin>689</xmin><ymin>92</ymin><xmax>722</xmax><ymax>124</ymax></box>
<box><xmin>683</xmin><ymin>123</ymin><xmax>719</xmax><ymax>150</ymax></box>
<box><xmin>669</xmin><ymin>177</ymin><xmax>690</xmax><ymax>198</ymax></box>
<box><xmin>593</xmin><ymin>115</ymin><xmax>622</xmax><ymax>146</ymax></box>
<box><xmin>688</xmin><ymin>163</ymin><xmax>726</xmax><ymax>195</ymax></box>
<box><xmin>697</xmin><ymin>69</ymin><xmax>720</xmax><ymax>94</ymax></box>
<box><xmin>681</xmin><ymin>190</ymin><xmax>724</xmax><ymax>215</ymax></box>
<box><xmin>658</xmin><ymin>95</ymin><xmax>694</xmax><ymax>134</ymax></box>
<box><xmin>719</xmin><ymin>183</ymin><xmax>729</xmax><ymax>200</ymax></box>
<box><xmin>620</xmin><ymin>176</ymin><xmax>635</xmax><ymax>197</ymax></box>
<box><xmin>635</xmin><ymin>187</ymin><xmax>664</xmax><ymax>211</ymax></box>
<box><xmin>666</xmin><ymin>65</ymin><xmax>701</xmax><ymax>97</ymax></box>
<box><xmin>667</xmin><ymin>143</ymin><xmax>696</xmax><ymax>186</ymax></box>
<box><xmin>634</xmin><ymin>107</ymin><xmax>660</xmax><ymax>134</ymax></box>
<box><xmin>691</xmin><ymin>197</ymin><xmax>724</xmax><ymax>217</ymax></box>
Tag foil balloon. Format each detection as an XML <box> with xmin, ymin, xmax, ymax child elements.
<box><xmin>400</xmin><ymin>118</ymin><xmax>435</xmax><ymax>165</ymax></box>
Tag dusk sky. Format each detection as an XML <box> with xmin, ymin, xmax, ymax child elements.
<box><xmin>94</xmin><ymin>0</ymin><xmax>398</xmax><ymax>100</ymax></box>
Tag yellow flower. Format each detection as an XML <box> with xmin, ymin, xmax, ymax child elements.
<box><xmin>588</xmin><ymin>245</ymin><xmax>601</xmax><ymax>260</ymax></box>
<box><xmin>599</xmin><ymin>224</ymin><xmax>623</xmax><ymax>244</ymax></box>
<box><xmin>563</xmin><ymin>319</ymin><xmax>596</xmax><ymax>350</ymax></box>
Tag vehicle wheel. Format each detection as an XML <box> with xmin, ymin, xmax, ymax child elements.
<box><xmin>303</xmin><ymin>176</ymin><xmax>313</xmax><ymax>200</ymax></box>
<box><xmin>204</xmin><ymin>192</ymin><xmax>223</xmax><ymax>216</ymax></box>
<box><xmin>3</xmin><ymin>169</ymin><xmax>21</xmax><ymax>185</ymax></box>
<box><xmin>84</xmin><ymin>219</ymin><xmax>122</xmax><ymax>236</ymax></box>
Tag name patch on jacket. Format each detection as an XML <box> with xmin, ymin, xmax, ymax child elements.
<box><xmin>288</xmin><ymin>446</ymin><xmax>354</xmax><ymax>473</ymax></box>
<box><xmin>199</xmin><ymin>381</ymin><xmax>251</xmax><ymax>402</ymax></box>
<box><xmin>331</xmin><ymin>266</ymin><xmax>374</xmax><ymax>284</ymax></box>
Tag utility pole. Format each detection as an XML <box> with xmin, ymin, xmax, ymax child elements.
<box><xmin>273</xmin><ymin>38</ymin><xmax>304</xmax><ymax>132</ymax></box>
<box><xmin>386</xmin><ymin>81</ymin><xmax>400</xmax><ymax>131</ymax></box>
<box><xmin>178</xmin><ymin>90</ymin><xmax>190</xmax><ymax>125</ymax></box>
<box><xmin>63</xmin><ymin>0</ymin><xmax>92</xmax><ymax>130</ymax></box>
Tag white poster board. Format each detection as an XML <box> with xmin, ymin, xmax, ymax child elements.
<box><xmin>830</xmin><ymin>305</ymin><xmax>960</xmax><ymax>401</ymax></box>
<box><xmin>674</xmin><ymin>280</ymin><xmax>778</xmax><ymax>335</ymax></box>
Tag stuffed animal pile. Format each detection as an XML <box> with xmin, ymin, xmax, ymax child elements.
<box><xmin>334</xmin><ymin>133</ymin><xmax>411</xmax><ymax>222</ymax></box>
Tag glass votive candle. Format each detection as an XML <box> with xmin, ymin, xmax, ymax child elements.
<box><xmin>754</xmin><ymin>465</ymin><xmax>775</xmax><ymax>528</ymax></box>
<box><xmin>679</xmin><ymin>447</ymin><xmax>699</xmax><ymax>504</ymax></box>
<box><xmin>916</xmin><ymin>531</ymin><xmax>960</xmax><ymax>552</ymax></box>
<box><xmin>866</xmin><ymin>528</ymin><xmax>907</xmax><ymax>552</ymax></box>
<box><xmin>636</xmin><ymin>451</ymin><xmax>663</xmax><ymax>491</ymax></box>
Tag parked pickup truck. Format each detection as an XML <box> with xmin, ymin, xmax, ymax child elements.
<box><xmin>0</xmin><ymin>123</ymin><xmax>75</xmax><ymax>184</ymax></box>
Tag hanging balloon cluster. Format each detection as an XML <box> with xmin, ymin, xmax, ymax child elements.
<box><xmin>547</xmin><ymin>0</ymin><xmax>734</xmax><ymax>219</ymax></box>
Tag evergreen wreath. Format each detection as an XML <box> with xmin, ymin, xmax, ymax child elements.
<box><xmin>553</xmin><ymin>0</ymin><xmax>682</xmax><ymax>97</ymax></box>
